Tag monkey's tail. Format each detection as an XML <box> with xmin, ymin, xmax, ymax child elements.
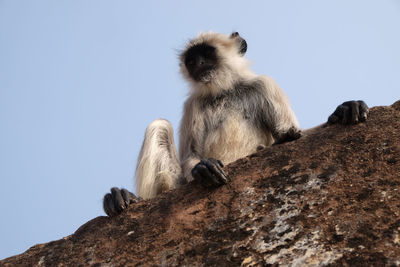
<box><xmin>135</xmin><ymin>119</ymin><xmax>182</xmax><ymax>199</ymax></box>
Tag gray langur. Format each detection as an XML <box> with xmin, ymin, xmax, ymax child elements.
<box><xmin>103</xmin><ymin>32</ymin><xmax>369</xmax><ymax>216</ymax></box>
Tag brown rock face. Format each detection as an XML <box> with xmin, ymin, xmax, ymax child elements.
<box><xmin>2</xmin><ymin>101</ymin><xmax>400</xmax><ymax>266</ymax></box>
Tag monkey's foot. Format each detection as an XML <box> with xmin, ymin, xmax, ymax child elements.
<box><xmin>103</xmin><ymin>188</ymin><xmax>140</xmax><ymax>217</ymax></box>
<box><xmin>192</xmin><ymin>158</ymin><xmax>228</xmax><ymax>187</ymax></box>
<box><xmin>328</xmin><ymin>100</ymin><xmax>369</xmax><ymax>125</ymax></box>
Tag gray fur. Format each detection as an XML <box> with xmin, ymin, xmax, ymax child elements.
<box><xmin>198</xmin><ymin>79</ymin><xmax>277</xmax><ymax>133</ymax></box>
<box><xmin>136</xmin><ymin>32</ymin><xmax>300</xmax><ymax>198</ymax></box>
<box><xmin>103</xmin><ymin>32</ymin><xmax>368</xmax><ymax>215</ymax></box>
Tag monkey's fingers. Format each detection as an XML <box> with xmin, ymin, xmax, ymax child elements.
<box><xmin>328</xmin><ymin>100</ymin><xmax>369</xmax><ymax>125</ymax></box>
<box><xmin>192</xmin><ymin>164</ymin><xmax>219</xmax><ymax>187</ymax></box>
<box><xmin>103</xmin><ymin>187</ymin><xmax>136</xmax><ymax>217</ymax></box>
<box><xmin>192</xmin><ymin>164</ymin><xmax>213</xmax><ymax>186</ymax></box>
<box><xmin>328</xmin><ymin>104</ymin><xmax>349</xmax><ymax>124</ymax></box>
<box><xmin>342</xmin><ymin>101</ymin><xmax>361</xmax><ymax>124</ymax></box>
<box><xmin>273</xmin><ymin>127</ymin><xmax>302</xmax><ymax>145</ymax></box>
<box><xmin>121</xmin><ymin>188</ymin><xmax>139</xmax><ymax>206</ymax></box>
<box><xmin>217</xmin><ymin>159</ymin><xmax>224</xmax><ymax>168</ymax></box>
<box><xmin>327</xmin><ymin>114</ymin><xmax>339</xmax><ymax>124</ymax></box>
<box><xmin>350</xmin><ymin>101</ymin><xmax>360</xmax><ymax>124</ymax></box>
<box><xmin>340</xmin><ymin>105</ymin><xmax>350</xmax><ymax>124</ymax></box>
<box><xmin>206</xmin><ymin>158</ymin><xmax>225</xmax><ymax>172</ymax></box>
<box><xmin>111</xmin><ymin>187</ymin><xmax>127</xmax><ymax>213</ymax></box>
<box><xmin>103</xmin><ymin>193</ymin><xmax>117</xmax><ymax>217</ymax></box>
<box><xmin>357</xmin><ymin>100</ymin><xmax>369</xmax><ymax>122</ymax></box>
<box><xmin>202</xmin><ymin>158</ymin><xmax>228</xmax><ymax>185</ymax></box>
<box><xmin>285</xmin><ymin>127</ymin><xmax>302</xmax><ymax>142</ymax></box>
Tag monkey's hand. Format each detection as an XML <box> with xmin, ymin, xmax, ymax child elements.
<box><xmin>191</xmin><ymin>158</ymin><xmax>228</xmax><ymax>187</ymax></box>
<box><xmin>328</xmin><ymin>100</ymin><xmax>369</xmax><ymax>125</ymax></box>
<box><xmin>103</xmin><ymin>187</ymin><xmax>141</xmax><ymax>217</ymax></box>
<box><xmin>273</xmin><ymin>127</ymin><xmax>302</xmax><ymax>145</ymax></box>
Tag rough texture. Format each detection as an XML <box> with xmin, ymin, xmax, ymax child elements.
<box><xmin>2</xmin><ymin>101</ymin><xmax>400</xmax><ymax>267</ymax></box>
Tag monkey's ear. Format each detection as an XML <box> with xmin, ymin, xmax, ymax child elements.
<box><xmin>230</xmin><ymin>32</ymin><xmax>247</xmax><ymax>56</ymax></box>
<box><xmin>230</xmin><ymin>32</ymin><xmax>240</xmax><ymax>38</ymax></box>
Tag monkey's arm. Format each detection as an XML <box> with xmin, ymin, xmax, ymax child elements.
<box><xmin>259</xmin><ymin>76</ymin><xmax>302</xmax><ymax>144</ymax></box>
<box><xmin>260</xmin><ymin>78</ymin><xmax>369</xmax><ymax>143</ymax></box>
<box><xmin>179</xmin><ymin>97</ymin><xmax>202</xmax><ymax>182</ymax></box>
<box><xmin>179</xmin><ymin>98</ymin><xmax>228</xmax><ymax>187</ymax></box>
<box><xmin>181</xmin><ymin>156</ymin><xmax>200</xmax><ymax>182</ymax></box>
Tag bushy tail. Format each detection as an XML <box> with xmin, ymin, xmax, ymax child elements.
<box><xmin>135</xmin><ymin>119</ymin><xmax>182</xmax><ymax>199</ymax></box>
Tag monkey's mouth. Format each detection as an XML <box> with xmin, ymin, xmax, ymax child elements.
<box><xmin>193</xmin><ymin>68</ymin><xmax>215</xmax><ymax>83</ymax></box>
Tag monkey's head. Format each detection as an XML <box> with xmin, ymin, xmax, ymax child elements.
<box><xmin>180</xmin><ymin>32</ymin><xmax>251</xmax><ymax>95</ymax></box>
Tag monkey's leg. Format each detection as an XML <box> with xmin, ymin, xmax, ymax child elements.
<box><xmin>103</xmin><ymin>119</ymin><xmax>182</xmax><ymax>217</ymax></box>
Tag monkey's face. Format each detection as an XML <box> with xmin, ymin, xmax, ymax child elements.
<box><xmin>181</xmin><ymin>32</ymin><xmax>249</xmax><ymax>88</ymax></box>
<box><xmin>183</xmin><ymin>43</ymin><xmax>218</xmax><ymax>83</ymax></box>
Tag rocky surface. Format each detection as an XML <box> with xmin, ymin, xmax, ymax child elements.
<box><xmin>2</xmin><ymin>100</ymin><xmax>400</xmax><ymax>267</ymax></box>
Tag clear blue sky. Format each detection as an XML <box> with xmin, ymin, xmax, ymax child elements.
<box><xmin>0</xmin><ymin>0</ymin><xmax>399</xmax><ymax>259</ymax></box>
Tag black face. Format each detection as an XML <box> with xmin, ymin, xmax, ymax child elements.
<box><xmin>184</xmin><ymin>43</ymin><xmax>218</xmax><ymax>82</ymax></box>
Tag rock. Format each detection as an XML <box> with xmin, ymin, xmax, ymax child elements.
<box><xmin>2</xmin><ymin>101</ymin><xmax>400</xmax><ymax>266</ymax></box>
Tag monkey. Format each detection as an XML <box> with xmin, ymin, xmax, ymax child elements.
<box><xmin>102</xmin><ymin>31</ymin><xmax>369</xmax><ymax>216</ymax></box>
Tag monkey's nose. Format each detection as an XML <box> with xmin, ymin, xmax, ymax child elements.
<box><xmin>231</xmin><ymin>32</ymin><xmax>239</xmax><ymax>38</ymax></box>
<box><xmin>197</xmin><ymin>56</ymin><xmax>206</xmax><ymax>66</ymax></box>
